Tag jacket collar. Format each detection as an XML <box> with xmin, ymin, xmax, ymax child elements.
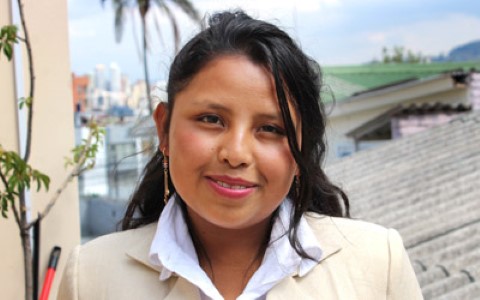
<box><xmin>125</xmin><ymin>215</ymin><xmax>343</xmax><ymax>270</ymax></box>
<box><xmin>125</xmin><ymin>224</ymin><xmax>201</xmax><ymax>299</ymax></box>
<box><xmin>125</xmin><ymin>215</ymin><xmax>343</xmax><ymax>297</ymax></box>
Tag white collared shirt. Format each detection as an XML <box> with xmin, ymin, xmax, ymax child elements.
<box><xmin>149</xmin><ymin>196</ymin><xmax>322</xmax><ymax>300</ymax></box>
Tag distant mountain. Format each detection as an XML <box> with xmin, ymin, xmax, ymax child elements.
<box><xmin>450</xmin><ymin>40</ymin><xmax>480</xmax><ymax>61</ymax></box>
<box><xmin>432</xmin><ymin>40</ymin><xmax>480</xmax><ymax>62</ymax></box>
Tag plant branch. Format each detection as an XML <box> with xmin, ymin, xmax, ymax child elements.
<box><xmin>17</xmin><ymin>0</ymin><xmax>35</xmax><ymax>163</ymax></box>
<box><xmin>0</xmin><ymin>169</ymin><xmax>9</xmax><ymax>190</ymax></box>
<box><xmin>25</xmin><ymin>133</ymin><xmax>94</xmax><ymax>230</ymax></box>
<box><xmin>10</xmin><ymin>198</ymin><xmax>22</xmax><ymax>229</ymax></box>
<box><xmin>18</xmin><ymin>190</ymin><xmax>27</xmax><ymax>219</ymax></box>
<box><xmin>0</xmin><ymin>169</ymin><xmax>23</xmax><ymax>228</ymax></box>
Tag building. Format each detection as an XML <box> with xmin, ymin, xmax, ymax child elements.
<box><xmin>84</xmin><ymin>62</ymin><xmax>131</xmax><ymax>114</ymax></box>
<box><xmin>77</xmin><ymin>121</ymin><xmax>153</xmax><ymax>238</ymax></box>
<box><xmin>326</xmin><ymin>110</ymin><xmax>480</xmax><ymax>298</ymax></box>
<box><xmin>72</xmin><ymin>73</ymin><xmax>90</xmax><ymax>112</ymax></box>
<box><xmin>323</xmin><ymin>61</ymin><xmax>480</xmax><ymax>162</ymax></box>
<box><xmin>109</xmin><ymin>62</ymin><xmax>122</xmax><ymax>92</ymax></box>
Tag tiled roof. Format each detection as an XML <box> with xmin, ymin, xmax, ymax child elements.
<box><xmin>326</xmin><ymin>111</ymin><xmax>480</xmax><ymax>299</ymax></box>
<box><xmin>322</xmin><ymin>61</ymin><xmax>480</xmax><ymax>101</ymax></box>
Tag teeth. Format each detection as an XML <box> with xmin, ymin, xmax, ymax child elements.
<box><xmin>215</xmin><ymin>180</ymin><xmax>247</xmax><ymax>190</ymax></box>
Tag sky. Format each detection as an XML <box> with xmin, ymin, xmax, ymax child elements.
<box><xmin>68</xmin><ymin>0</ymin><xmax>480</xmax><ymax>82</ymax></box>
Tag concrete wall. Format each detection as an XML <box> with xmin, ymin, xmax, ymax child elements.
<box><xmin>0</xmin><ymin>1</ymin><xmax>24</xmax><ymax>299</ymax></box>
<box><xmin>81</xmin><ymin>196</ymin><xmax>126</xmax><ymax>237</ymax></box>
<box><xmin>0</xmin><ymin>1</ymin><xmax>80</xmax><ymax>299</ymax></box>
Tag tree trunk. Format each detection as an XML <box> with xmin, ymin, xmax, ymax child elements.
<box><xmin>19</xmin><ymin>192</ymin><xmax>33</xmax><ymax>300</ymax></box>
<box><xmin>21</xmin><ymin>228</ymin><xmax>33</xmax><ymax>300</ymax></box>
<box><xmin>141</xmin><ymin>16</ymin><xmax>153</xmax><ymax>115</ymax></box>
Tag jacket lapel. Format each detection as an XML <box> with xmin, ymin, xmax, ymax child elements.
<box><xmin>123</xmin><ymin>216</ymin><xmax>344</xmax><ymax>300</ymax></box>
<box><xmin>164</xmin><ymin>277</ymin><xmax>202</xmax><ymax>300</ymax></box>
<box><xmin>267</xmin><ymin>276</ymin><xmax>317</xmax><ymax>299</ymax></box>
<box><xmin>124</xmin><ymin>223</ymin><xmax>162</xmax><ymax>272</ymax></box>
<box><xmin>268</xmin><ymin>215</ymin><xmax>343</xmax><ymax>299</ymax></box>
<box><xmin>124</xmin><ymin>224</ymin><xmax>201</xmax><ymax>299</ymax></box>
<box><xmin>304</xmin><ymin>214</ymin><xmax>343</xmax><ymax>264</ymax></box>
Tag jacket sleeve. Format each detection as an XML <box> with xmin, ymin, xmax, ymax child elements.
<box><xmin>57</xmin><ymin>245</ymin><xmax>80</xmax><ymax>300</ymax></box>
<box><xmin>387</xmin><ymin>229</ymin><xmax>423</xmax><ymax>300</ymax></box>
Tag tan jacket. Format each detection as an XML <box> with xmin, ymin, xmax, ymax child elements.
<box><xmin>57</xmin><ymin>215</ymin><xmax>423</xmax><ymax>299</ymax></box>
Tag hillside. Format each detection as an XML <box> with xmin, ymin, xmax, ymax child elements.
<box><xmin>433</xmin><ymin>40</ymin><xmax>480</xmax><ymax>62</ymax></box>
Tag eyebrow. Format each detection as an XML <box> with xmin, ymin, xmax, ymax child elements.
<box><xmin>190</xmin><ymin>99</ymin><xmax>227</xmax><ymax>108</ymax></box>
<box><xmin>191</xmin><ymin>99</ymin><xmax>283</xmax><ymax>121</ymax></box>
<box><xmin>256</xmin><ymin>113</ymin><xmax>283</xmax><ymax>122</ymax></box>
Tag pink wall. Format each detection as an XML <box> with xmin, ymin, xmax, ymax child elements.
<box><xmin>469</xmin><ymin>73</ymin><xmax>480</xmax><ymax>111</ymax></box>
<box><xmin>391</xmin><ymin>113</ymin><xmax>457</xmax><ymax>139</ymax></box>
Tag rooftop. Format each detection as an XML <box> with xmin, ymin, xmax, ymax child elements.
<box><xmin>322</xmin><ymin>61</ymin><xmax>480</xmax><ymax>101</ymax></box>
<box><xmin>326</xmin><ymin>110</ymin><xmax>480</xmax><ymax>298</ymax></box>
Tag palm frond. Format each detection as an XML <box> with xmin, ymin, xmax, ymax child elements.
<box><xmin>155</xmin><ymin>0</ymin><xmax>201</xmax><ymax>23</ymax></box>
<box><xmin>113</xmin><ymin>0</ymin><xmax>128</xmax><ymax>43</ymax></box>
<box><xmin>158</xmin><ymin>3</ymin><xmax>180</xmax><ymax>53</ymax></box>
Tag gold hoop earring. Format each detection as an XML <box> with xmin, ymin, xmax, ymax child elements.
<box><xmin>162</xmin><ymin>149</ymin><xmax>170</xmax><ymax>204</ymax></box>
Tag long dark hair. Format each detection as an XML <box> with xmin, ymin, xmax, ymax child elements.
<box><xmin>122</xmin><ymin>10</ymin><xmax>349</xmax><ymax>259</ymax></box>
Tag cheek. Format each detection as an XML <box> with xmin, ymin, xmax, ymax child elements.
<box><xmin>260</xmin><ymin>142</ymin><xmax>296</xmax><ymax>183</ymax></box>
<box><xmin>168</xmin><ymin>125</ymin><xmax>215</xmax><ymax>174</ymax></box>
<box><xmin>172</xmin><ymin>130</ymin><xmax>204</xmax><ymax>154</ymax></box>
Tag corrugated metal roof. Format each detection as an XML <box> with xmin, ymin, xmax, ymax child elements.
<box><xmin>322</xmin><ymin>61</ymin><xmax>480</xmax><ymax>101</ymax></box>
<box><xmin>326</xmin><ymin>111</ymin><xmax>480</xmax><ymax>299</ymax></box>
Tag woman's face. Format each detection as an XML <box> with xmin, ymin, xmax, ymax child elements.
<box><xmin>164</xmin><ymin>55</ymin><xmax>301</xmax><ymax>231</ymax></box>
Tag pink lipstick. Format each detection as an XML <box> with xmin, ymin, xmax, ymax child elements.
<box><xmin>206</xmin><ymin>175</ymin><xmax>256</xmax><ymax>199</ymax></box>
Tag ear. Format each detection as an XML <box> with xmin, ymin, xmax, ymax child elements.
<box><xmin>153</xmin><ymin>103</ymin><xmax>169</xmax><ymax>155</ymax></box>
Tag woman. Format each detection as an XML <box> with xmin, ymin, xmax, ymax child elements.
<box><xmin>58</xmin><ymin>11</ymin><xmax>422</xmax><ymax>300</ymax></box>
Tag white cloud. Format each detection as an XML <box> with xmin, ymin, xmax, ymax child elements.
<box><xmin>68</xmin><ymin>0</ymin><xmax>480</xmax><ymax>79</ymax></box>
<box><xmin>364</xmin><ymin>14</ymin><xmax>480</xmax><ymax>56</ymax></box>
<box><xmin>193</xmin><ymin>0</ymin><xmax>344</xmax><ymax>22</ymax></box>
<box><xmin>367</xmin><ymin>32</ymin><xmax>387</xmax><ymax>44</ymax></box>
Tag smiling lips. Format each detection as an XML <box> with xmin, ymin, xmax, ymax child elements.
<box><xmin>207</xmin><ymin>175</ymin><xmax>257</xmax><ymax>199</ymax></box>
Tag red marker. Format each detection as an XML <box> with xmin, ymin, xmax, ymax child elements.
<box><xmin>39</xmin><ymin>246</ymin><xmax>61</xmax><ymax>300</ymax></box>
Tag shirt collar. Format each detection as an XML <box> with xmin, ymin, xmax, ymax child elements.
<box><xmin>149</xmin><ymin>196</ymin><xmax>323</xmax><ymax>300</ymax></box>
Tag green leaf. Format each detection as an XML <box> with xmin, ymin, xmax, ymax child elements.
<box><xmin>0</xmin><ymin>25</ymin><xmax>18</xmax><ymax>61</ymax></box>
<box><xmin>35</xmin><ymin>177</ymin><xmax>41</xmax><ymax>192</ymax></box>
<box><xmin>3</xmin><ymin>42</ymin><xmax>12</xmax><ymax>60</ymax></box>
<box><xmin>8</xmin><ymin>175</ymin><xmax>17</xmax><ymax>191</ymax></box>
<box><xmin>1</xmin><ymin>194</ymin><xmax>8</xmax><ymax>218</ymax></box>
<box><xmin>1</xmin><ymin>202</ymin><xmax>7</xmax><ymax>218</ymax></box>
<box><xmin>18</xmin><ymin>97</ymin><xmax>32</xmax><ymax>109</ymax></box>
<box><xmin>40</xmin><ymin>174</ymin><xmax>50</xmax><ymax>191</ymax></box>
<box><xmin>19</xmin><ymin>97</ymin><xmax>25</xmax><ymax>109</ymax></box>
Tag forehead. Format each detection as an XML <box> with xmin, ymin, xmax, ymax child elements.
<box><xmin>177</xmin><ymin>55</ymin><xmax>296</xmax><ymax>111</ymax></box>
<box><xmin>175</xmin><ymin>54</ymin><xmax>276</xmax><ymax>106</ymax></box>
<box><xmin>170</xmin><ymin>54</ymin><xmax>301</xmax><ymax>132</ymax></box>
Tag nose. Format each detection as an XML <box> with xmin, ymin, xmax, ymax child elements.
<box><xmin>218</xmin><ymin>127</ymin><xmax>253</xmax><ymax>168</ymax></box>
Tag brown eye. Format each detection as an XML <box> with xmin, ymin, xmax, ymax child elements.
<box><xmin>260</xmin><ymin>125</ymin><xmax>285</xmax><ymax>135</ymax></box>
<box><xmin>199</xmin><ymin>115</ymin><xmax>223</xmax><ymax>125</ymax></box>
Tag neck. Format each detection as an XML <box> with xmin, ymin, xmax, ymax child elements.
<box><xmin>187</xmin><ymin>208</ymin><xmax>273</xmax><ymax>263</ymax></box>
<box><xmin>181</xmin><ymin>204</ymin><xmax>278</xmax><ymax>300</ymax></box>
<box><xmin>185</xmin><ymin>207</ymin><xmax>273</xmax><ymax>290</ymax></box>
